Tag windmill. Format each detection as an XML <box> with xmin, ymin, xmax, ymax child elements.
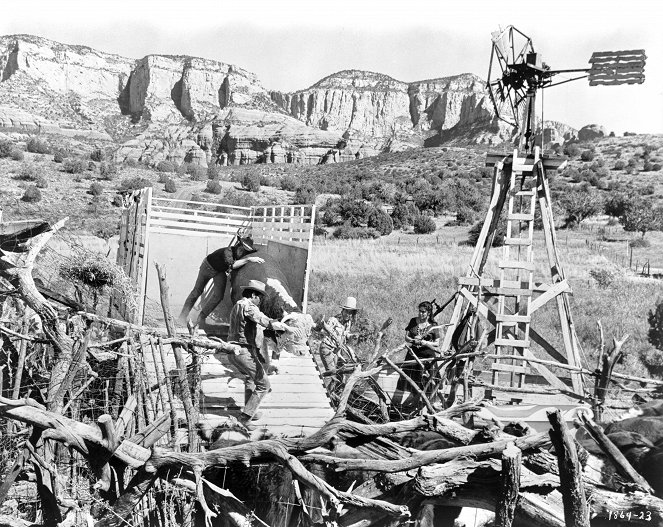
<box><xmin>439</xmin><ymin>27</ymin><xmax>646</xmax><ymax>407</ymax></box>
<box><xmin>487</xmin><ymin>26</ymin><xmax>646</xmax><ymax>151</ymax></box>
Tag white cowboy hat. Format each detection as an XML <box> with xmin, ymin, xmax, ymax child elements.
<box><xmin>341</xmin><ymin>296</ymin><xmax>358</xmax><ymax>311</ymax></box>
<box><xmin>241</xmin><ymin>280</ymin><xmax>266</xmax><ymax>295</ymax></box>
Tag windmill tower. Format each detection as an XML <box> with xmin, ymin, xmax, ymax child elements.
<box><xmin>441</xmin><ymin>26</ymin><xmax>646</xmax><ymax>405</ymax></box>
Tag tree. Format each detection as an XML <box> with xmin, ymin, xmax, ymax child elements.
<box><xmin>619</xmin><ymin>200</ymin><xmax>662</xmax><ymax>237</ymax></box>
<box><xmin>604</xmin><ymin>192</ymin><xmax>630</xmax><ymax>218</ymax></box>
<box><xmin>558</xmin><ymin>188</ymin><xmax>603</xmax><ymax>227</ymax></box>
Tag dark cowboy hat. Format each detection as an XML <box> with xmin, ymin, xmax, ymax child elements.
<box><xmin>241</xmin><ymin>280</ymin><xmax>266</xmax><ymax>296</ymax></box>
<box><xmin>235</xmin><ymin>235</ymin><xmax>257</xmax><ymax>254</ymax></box>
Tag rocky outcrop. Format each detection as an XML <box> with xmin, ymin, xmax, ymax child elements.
<box><xmin>578</xmin><ymin>124</ymin><xmax>607</xmax><ymax>142</ymax></box>
<box><xmin>541</xmin><ymin>120</ymin><xmax>578</xmax><ymax>145</ymax></box>
<box><xmin>0</xmin><ymin>33</ymin><xmax>550</xmax><ymax>166</ymax></box>
<box><xmin>271</xmin><ymin>71</ymin><xmax>508</xmax><ymax>147</ymax></box>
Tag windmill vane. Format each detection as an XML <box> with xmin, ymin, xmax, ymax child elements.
<box><xmin>487</xmin><ymin>26</ymin><xmax>646</xmax><ymax>152</ymax></box>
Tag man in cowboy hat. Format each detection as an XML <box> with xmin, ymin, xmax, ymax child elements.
<box><xmin>226</xmin><ymin>279</ymin><xmax>292</xmax><ymax>426</ymax></box>
<box><xmin>179</xmin><ymin>235</ymin><xmax>265</xmax><ymax>331</ymax></box>
<box><xmin>318</xmin><ymin>297</ymin><xmax>358</xmax><ymax>391</ymax></box>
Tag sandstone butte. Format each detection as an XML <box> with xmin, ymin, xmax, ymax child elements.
<box><xmin>0</xmin><ymin>34</ymin><xmax>576</xmax><ymax>166</ymax></box>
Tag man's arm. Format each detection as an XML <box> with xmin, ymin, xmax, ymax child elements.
<box><xmin>244</xmin><ymin>302</ymin><xmax>290</xmax><ymax>331</ymax></box>
<box><xmin>232</xmin><ymin>256</ymin><xmax>265</xmax><ymax>270</ymax></box>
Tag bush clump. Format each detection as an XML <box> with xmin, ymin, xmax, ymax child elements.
<box><xmin>21</xmin><ymin>185</ymin><xmax>42</xmax><ymax>202</ymax></box>
<box><xmin>413</xmin><ymin>214</ymin><xmax>436</xmax><ymax>234</ymax></box>
<box><xmin>185</xmin><ymin>163</ymin><xmax>207</xmax><ymax>181</ymax></box>
<box><xmin>119</xmin><ymin>177</ymin><xmax>152</xmax><ymax>191</ymax></box>
<box><xmin>99</xmin><ymin>162</ymin><xmax>117</xmax><ymax>180</ymax></box>
<box><xmin>0</xmin><ymin>140</ymin><xmax>13</xmax><ymax>158</ymax></box>
<box><xmin>53</xmin><ymin>149</ymin><xmax>68</xmax><ymax>163</ymax></box>
<box><xmin>124</xmin><ymin>158</ymin><xmax>139</xmax><ymax>168</ymax></box>
<box><xmin>280</xmin><ymin>175</ymin><xmax>299</xmax><ymax>191</ymax></box>
<box><xmin>156</xmin><ymin>160</ymin><xmax>175</xmax><ymax>173</ymax></box>
<box><xmin>164</xmin><ymin>177</ymin><xmax>177</xmax><ymax>193</ymax></box>
<box><xmin>205</xmin><ymin>180</ymin><xmax>223</xmax><ymax>194</ymax></box>
<box><xmin>90</xmin><ymin>148</ymin><xmax>105</xmax><ymax>162</ymax></box>
<box><xmin>332</xmin><ymin>225</ymin><xmax>381</xmax><ymax>239</ymax></box>
<box><xmin>10</xmin><ymin>149</ymin><xmax>24</xmax><ymax>161</ymax></box>
<box><xmin>242</xmin><ymin>173</ymin><xmax>261</xmax><ymax>192</ymax></box>
<box><xmin>629</xmin><ymin>237</ymin><xmax>651</xmax><ymax>249</ymax></box>
<box><xmin>367</xmin><ymin>208</ymin><xmax>393</xmax><ymax>236</ymax></box>
<box><xmin>580</xmin><ymin>149</ymin><xmax>595</xmax><ymax>162</ymax></box>
<box><xmin>207</xmin><ymin>165</ymin><xmax>221</xmax><ymax>180</ymax></box>
<box><xmin>613</xmin><ymin>160</ymin><xmax>626</xmax><ymax>171</ymax></box>
<box><xmin>563</xmin><ymin>143</ymin><xmax>581</xmax><ymax>157</ymax></box>
<box><xmin>18</xmin><ymin>163</ymin><xmax>39</xmax><ymax>181</ymax></box>
<box><xmin>63</xmin><ymin>158</ymin><xmax>86</xmax><ymax>174</ymax></box>
<box><xmin>26</xmin><ymin>137</ymin><xmax>50</xmax><ymax>154</ymax></box>
<box><xmin>589</xmin><ymin>268</ymin><xmax>614</xmax><ymax>288</ymax></box>
<box><xmin>89</xmin><ymin>182</ymin><xmax>104</xmax><ymax>196</ymax></box>
<box><xmin>294</xmin><ymin>184</ymin><xmax>318</xmax><ymax>205</ymax></box>
<box><xmin>35</xmin><ymin>176</ymin><xmax>48</xmax><ymax>188</ymax></box>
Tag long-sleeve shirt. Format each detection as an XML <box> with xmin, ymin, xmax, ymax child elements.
<box><xmin>228</xmin><ymin>297</ymin><xmax>273</xmax><ymax>347</ymax></box>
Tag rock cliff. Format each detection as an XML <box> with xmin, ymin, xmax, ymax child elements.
<box><xmin>270</xmin><ymin>70</ymin><xmax>509</xmax><ymax>148</ymax></box>
<box><xmin>0</xmin><ymin>34</ymin><xmax>539</xmax><ymax>166</ymax></box>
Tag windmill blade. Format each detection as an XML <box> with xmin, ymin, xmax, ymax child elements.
<box><xmin>588</xmin><ymin>49</ymin><xmax>646</xmax><ymax>85</ymax></box>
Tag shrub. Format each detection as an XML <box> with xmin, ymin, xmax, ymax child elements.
<box><xmin>367</xmin><ymin>208</ymin><xmax>393</xmax><ymax>236</ymax></box>
<box><xmin>89</xmin><ymin>182</ymin><xmax>104</xmax><ymax>196</ymax></box>
<box><xmin>90</xmin><ymin>148</ymin><xmax>105</xmax><ymax>162</ymax></box>
<box><xmin>580</xmin><ymin>149</ymin><xmax>595</xmax><ymax>162</ymax></box>
<box><xmin>18</xmin><ymin>163</ymin><xmax>39</xmax><ymax>181</ymax></box>
<box><xmin>207</xmin><ymin>165</ymin><xmax>221</xmax><ymax>180</ymax></box>
<box><xmin>88</xmin><ymin>161</ymin><xmax>96</xmax><ymax>171</ymax></box>
<box><xmin>99</xmin><ymin>162</ymin><xmax>117</xmax><ymax>180</ymax></box>
<box><xmin>205</xmin><ymin>180</ymin><xmax>223</xmax><ymax>194</ymax></box>
<box><xmin>164</xmin><ymin>177</ymin><xmax>177</xmax><ymax>193</ymax></box>
<box><xmin>63</xmin><ymin>158</ymin><xmax>86</xmax><ymax>174</ymax></box>
<box><xmin>53</xmin><ymin>150</ymin><xmax>67</xmax><ymax>163</ymax></box>
<box><xmin>391</xmin><ymin>201</ymin><xmax>418</xmax><ymax>229</ymax></box>
<box><xmin>0</xmin><ymin>140</ymin><xmax>13</xmax><ymax>158</ymax></box>
<box><xmin>124</xmin><ymin>157</ymin><xmax>139</xmax><ymax>168</ymax></box>
<box><xmin>643</xmin><ymin>161</ymin><xmax>654</xmax><ymax>172</ymax></box>
<box><xmin>563</xmin><ymin>143</ymin><xmax>581</xmax><ymax>157</ymax></box>
<box><xmin>26</xmin><ymin>137</ymin><xmax>50</xmax><ymax>154</ymax></box>
<box><xmin>10</xmin><ymin>149</ymin><xmax>24</xmax><ymax>161</ymax></box>
<box><xmin>119</xmin><ymin>177</ymin><xmax>152</xmax><ymax>191</ymax></box>
<box><xmin>294</xmin><ymin>184</ymin><xmax>317</xmax><ymax>205</ymax></box>
<box><xmin>653</xmin><ymin>163</ymin><xmax>662</xmax><ymax>172</ymax></box>
<box><xmin>413</xmin><ymin>214</ymin><xmax>436</xmax><ymax>234</ymax></box>
<box><xmin>589</xmin><ymin>268</ymin><xmax>614</xmax><ymax>288</ymax></box>
<box><xmin>629</xmin><ymin>237</ymin><xmax>651</xmax><ymax>249</ymax></box>
<box><xmin>21</xmin><ymin>185</ymin><xmax>41</xmax><ymax>202</ymax></box>
<box><xmin>613</xmin><ymin>160</ymin><xmax>626</xmax><ymax>170</ymax></box>
<box><xmin>280</xmin><ymin>175</ymin><xmax>299</xmax><ymax>191</ymax></box>
<box><xmin>333</xmin><ymin>225</ymin><xmax>381</xmax><ymax>239</ymax></box>
<box><xmin>175</xmin><ymin>164</ymin><xmax>187</xmax><ymax>176</ymax></box>
<box><xmin>242</xmin><ymin>173</ymin><xmax>261</xmax><ymax>192</ymax></box>
<box><xmin>185</xmin><ymin>163</ymin><xmax>207</xmax><ymax>181</ymax></box>
<box><xmin>35</xmin><ymin>176</ymin><xmax>48</xmax><ymax>188</ymax></box>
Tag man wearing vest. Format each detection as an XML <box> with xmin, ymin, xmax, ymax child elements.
<box><xmin>227</xmin><ymin>280</ymin><xmax>292</xmax><ymax>427</ymax></box>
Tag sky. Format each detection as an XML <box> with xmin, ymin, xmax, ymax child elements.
<box><xmin>1</xmin><ymin>0</ymin><xmax>662</xmax><ymax>135</ymax></box>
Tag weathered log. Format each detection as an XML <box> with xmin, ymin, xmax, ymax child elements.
<box><xmin>94</xmin><ymin>469</ymin><xmax>157</xmax><ymax>527</ymax></box>
<box><xmin>495</xmin><ymin>443</ymin><xmax>521</xmax><ymax>527</ymax></box>
<box><xmin>547</xmin><ymin>409</ymin><xmax>590</xmax><ymax>527</ymax></box>
<box><xmin>154</xmin><ymin>262</ymin><xmax>199</xmax><ymax>452</ymax></box>
<box><xmin>303</xmin><ymin>431</ymin><xmax>550</xmax><ymax>472</ymax></box>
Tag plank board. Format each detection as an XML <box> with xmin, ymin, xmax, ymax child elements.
<box><xmin>197</xmin><ymin>351</ymin><xmax>333</xmax><ymax>437</ymax></box>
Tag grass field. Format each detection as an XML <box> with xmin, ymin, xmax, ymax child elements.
<box><xmin>307</xmin><ymin>220</ymin><xmax>663</xmax><ymax>380</ymax></box>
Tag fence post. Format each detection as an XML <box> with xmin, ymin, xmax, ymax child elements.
<box><xmin>629</xmin><ymin>246</ymin><xmax>633</xmax><ymax>270</ymax></box>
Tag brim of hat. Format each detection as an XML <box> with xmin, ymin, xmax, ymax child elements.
<box><xmin>241</xmin><ymin>286</ymin><xmax>265</xmax><ymax>295</ymax></box>
<box><xmin>340</xmin><ymin>305</ymin><xmax>358</xmax><ymax>310</ymax></box>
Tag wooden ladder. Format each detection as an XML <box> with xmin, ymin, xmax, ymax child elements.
<box><xmin>491</xmin><ymin>153</ymin><xmax>537</xmax><ymax>393</ymax></box>
<box><xmin>442</xmin><ymin>147</ymin><xmax>585</xmax><ymax>405</ymax></box>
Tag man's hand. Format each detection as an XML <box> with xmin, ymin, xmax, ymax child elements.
<box><xmin>271</xmin><ymin>321</ymin><xmax>294</xmax><ymax>332</ymax></box>
<box><xmin>249</xmin><ymin>257</ymin><xmax>265</xmax><ymax>264</ymax></box>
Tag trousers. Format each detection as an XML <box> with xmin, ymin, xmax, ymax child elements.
<box><xmin>179</xmin><ymin>259</ymin><xmax>228</xmax><ymax>322</ymax></box>
<box><xmin>228</xmin><ymin>345</ymin><xmax>270</xmax><ymax>418</ymax></box>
